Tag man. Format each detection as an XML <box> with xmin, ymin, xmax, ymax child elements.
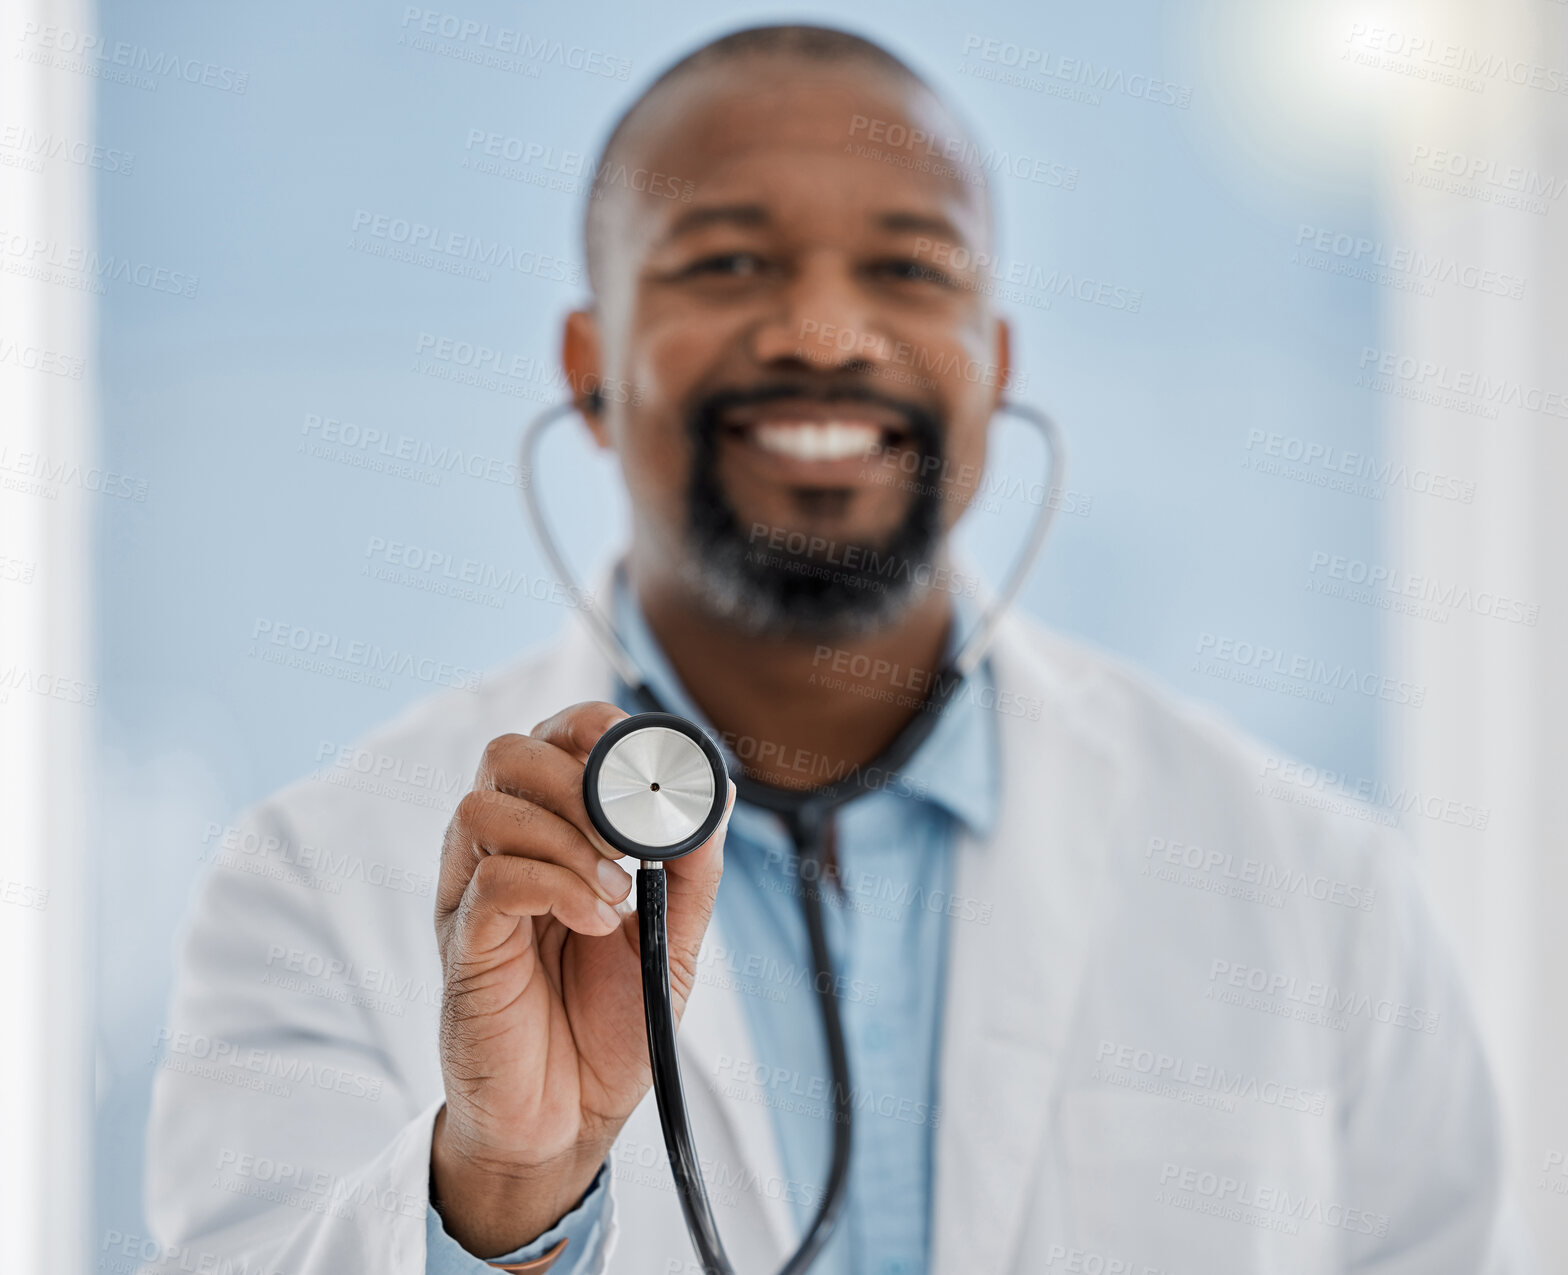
<box><xmin>143</xmin><ymin>23</ymin><xmax>1527</xmax><ymax>1275</ymax></box>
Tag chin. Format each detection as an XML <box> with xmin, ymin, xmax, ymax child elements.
<box><xmin>675</xmin><ymin>543</ymin><xmax>936</xmax><ymax>642</ymax></box>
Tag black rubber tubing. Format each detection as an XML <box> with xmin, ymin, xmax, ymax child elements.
<box><xmin>637</xmin><ymin>810</ymin><xmax>852</xmax><ymax>1275</ymax></box>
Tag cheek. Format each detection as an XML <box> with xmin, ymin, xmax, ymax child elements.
<box><xmin>626</xmin><ymin>286</ymin><xmax>747</xmax><ymax>402</ymax></box>
<box><xmin>613</xmin><ymin>302</ymin><xmax>755</xmax><ymax>499</ymax></box>
<box><xmin>626</xmin><ymin>332</ymin><xmax>694</xmax><ymax>414</ymax></box>
<box><xmin>898</xmin><ymin>308</ymin><xmax>1001</xmax><ymax>393</ymax></box>
<box><xmin>608</xmin><ymin>384</ymin><xmax>691</xmax><ymax>528</ymax></box>
<box><xmin>901</xmin><ymin>310</ymin><xmax>998</xmax><ymax>387</ymax></box>
<box><xmin>612</xmin><ymin>413</ymin><xmax>691</xmax><ymax>536</ymax></box>
<box><xmin>905</xmin><ymin>321</ymin><xmax>997</xmax><ymax>522</ymax></box>
<box><xmin>938</xmin><ymin>419</ymin><xmax>989</xmax><ymax>528</ymax></box>
<box><xmin>610</xmin><ymin>321</ymin><xmax>707</xmax><ymax>504</ymax></box>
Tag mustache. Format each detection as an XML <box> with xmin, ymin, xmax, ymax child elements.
<box><xmin>680</xmin><ymin>376</ymin><xmax>949</xmax><ymax>638</ymax></box>
<box><xmin>688</xmin><ymin>380</ymin><xmax>944</xmax><ymax>449</ymax></box>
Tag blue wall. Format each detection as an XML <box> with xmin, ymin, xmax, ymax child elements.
<box><xmin>92</xmin><ymin>0</ymin><xmax>1385</xmax><ymax>1250</ymax></box>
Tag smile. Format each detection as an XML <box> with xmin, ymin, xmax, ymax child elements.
<box><xmin>752</xmin><ymin>421</ymin><xmax>883</xmax><ymax>461</ymax></box>
<box><xmin>718</xmin><ymin>400</ymin><xmax>914</xmax><ymax>472</ymax></box>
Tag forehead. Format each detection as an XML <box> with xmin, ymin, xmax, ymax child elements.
<box><xmin>597</xmin><ymin>58</ymin><xmax>990</xmax><ymax>255</ymax></box>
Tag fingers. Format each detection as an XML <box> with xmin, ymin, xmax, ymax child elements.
<box><xmin>451</xmin><ymin>853</ymin><xmax>623</xmax><ymax>959</ymax></box>
<box><xmin>438</xmin><ymin>705</ymin><xmax>635</xmax><ymax>937</ymax></box>
<box><xmin>470</xmin><ymin>705</ymin><xmax>627</xmax><ymax>860</ymax></box>
<box><xmin>437</xmin><ymin>789</ymin><xmax>634</xmax><ymax>918</ymax></box>
<box><xmin>441</xmin><ymin>708</ymin><xmax>728</xmax><ymax>975</ymax></box>
<box><xmin>529</xmin><ymin>700</ymin><xmax>628</xmax><ymax>763</ymax></box>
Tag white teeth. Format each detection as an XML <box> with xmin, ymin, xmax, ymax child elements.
<box><xmin>751</xmin><ymin>421</ymin><xmax>881</xmax><ymax>462</ymax></box>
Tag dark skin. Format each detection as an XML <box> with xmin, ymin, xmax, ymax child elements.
<box><xmin>431</xmin><ymin>55</ymin><xmax>1008</xmax><ymax>1258</ymax></box>
<box><xmin>568</xmin><ymin>59</ymin><xmax>1007</xmax><ymax>786</ymax></box>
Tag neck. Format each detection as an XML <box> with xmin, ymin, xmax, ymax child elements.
<box><xmin>628</xmin><ymin>553</ymin><xmax>955</xmax><ymax>791</ymax></box>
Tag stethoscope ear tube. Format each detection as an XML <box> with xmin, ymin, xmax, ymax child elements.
<box><xmin>518</xmin><ymin>397</ymin><xmax>1067</xmax><ymax>695</ymax></box>
<box><xmin>638</xmin><ymin>866</ymin><xmax>736</xmax><ymax>1275</ymax></box>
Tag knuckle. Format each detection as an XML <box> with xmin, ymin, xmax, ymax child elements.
<box><xmin>468</xmin><ymin>852</ymin><xmax>549</xmax><ymax>906</ymax></box>
<box><xmin>512</xmin><ymin>856</ymin><xmax>545</xmax><ymax>892</ymax></box>
<box><xmin>564</xmin><ymin>700</ymin><xmax>621</xmax><ymax>744</ymax></box>
<box><xmin>579</xmin><ymin>699</ymin><xmax>624</xmax><ymax>730</ymax></box>
<box><xmin>468</xmin><ymin>852</ymin><xmax>503</xmax><ymax>903</ymax></box>
<box><xmin>458</xmin><ymin>789</ymin><xmax>543</xmax><ymax>857</ymax></box>
<box><xmin>507</xmin><ymin>800</ymin><xmax>539</xmax><ymax>834</ymax></box>
<box><xmin>469</xmin><ymin>798</ymin><xmax>505</xmax><ymax>851</ymax></box>
<box><xmin>480</xmin><ymin>732</ymin><xmax>526</xmax><ymax>774</ymax></box>
<box><xmin>454</xmin><ymin>788</ymin><xmax>487</xmax><ymax>828</ymax></box>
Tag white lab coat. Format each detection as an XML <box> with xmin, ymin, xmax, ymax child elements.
<box><xmin>141</xmin><ymin>610</ymin><xmax>1531</xmax><ymax>1274</ymax></box>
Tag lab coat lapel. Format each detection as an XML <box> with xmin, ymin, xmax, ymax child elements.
<box><xmin>931</xmin><ymin>618</ymin><xmax>1119</xmax><ymax>1273</ymax></box>
<box><xmin>675</xmin><ymin>915</ymin><xmax>800</xmax><ymax>1261</ymax></box>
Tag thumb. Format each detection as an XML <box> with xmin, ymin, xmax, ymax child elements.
<box><xmin>659</xmin><ymin>779</ymin><xmax>735</xmax><ymax>977</ymax></box>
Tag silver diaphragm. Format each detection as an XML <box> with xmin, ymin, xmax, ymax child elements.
<box><xmin>582</xmin><ymin>713</ymin><xmax>729</xmax><ymax>860</ymax></box>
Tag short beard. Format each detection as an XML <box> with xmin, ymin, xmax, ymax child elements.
<box><xmin>678</xmin><ymin>385</ymin><xmax>947</xmax><ymax>641</ymax></box>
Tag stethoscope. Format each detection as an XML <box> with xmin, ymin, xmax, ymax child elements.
<box><xmin>519</xmin><ymin>397</ymin><xmax>1067</xmax><ymax>1275</ymax></box>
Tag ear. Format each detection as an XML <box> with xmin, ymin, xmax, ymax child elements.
<box><xmin>563</xmin><ymin>308</ymin><xmax>611</xmax><ymax>448</ymax></box>
<box><xmin>991</xmin><ymin>314</ymin><xmax>1013</xmax><ymax>410</ymax></box>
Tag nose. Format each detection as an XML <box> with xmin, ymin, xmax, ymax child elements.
<box><xmin>750</xmin><ymin>250</ymin><xmax>894</xmax><ymax>374</ymax></box>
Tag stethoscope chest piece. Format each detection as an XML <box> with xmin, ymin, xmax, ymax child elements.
<box><xmin>583</xmin><ymin>712</ymin><xmax>729</xmax><ymax>861</ymax></box>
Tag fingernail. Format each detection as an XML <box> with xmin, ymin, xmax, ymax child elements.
<box><xmin>597</xmin><ymin>857</ymin><xmax>633</xmax><ymax>902</ymax></box>
<box><xmin>596</xmin><ymin>899</ymin><xmax>621</xmax><ymax>929</ymax></box>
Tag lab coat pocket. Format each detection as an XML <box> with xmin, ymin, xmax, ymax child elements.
<box><xmin>1057</xmin><ymin>1087</ymin><xmax>1341</xmax><ymax>1274</ymax></box>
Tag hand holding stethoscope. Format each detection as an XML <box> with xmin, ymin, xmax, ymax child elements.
<box><xmin>429</xmin><ymin>700</ymin><xmax>738</xmax><ymax>1269</ymax></box>
<box><xmin>430</xmin><ymin>398</ymin><xmax>1065</xmax><ymax>1274</ymax></box>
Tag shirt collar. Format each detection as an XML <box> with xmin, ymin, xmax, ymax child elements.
<box><xmin>608</xmin><ymin>564</ymin><xmax>999</xmax><ymax>839</ymax></box>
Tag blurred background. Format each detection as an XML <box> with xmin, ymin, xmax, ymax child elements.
<box><xmin>2</xmin><ymin>0</ymin><xmax>1564</xmax><ymax>1270</ymax></box>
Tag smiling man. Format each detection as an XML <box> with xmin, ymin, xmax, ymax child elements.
<box><xmin>142</xmin><ymin>23</ymin><xmax>1528</xmax><ymax>1275</ymax></box>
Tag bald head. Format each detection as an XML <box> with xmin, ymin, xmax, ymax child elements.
<box><xmin>581</xmin><ymin>23</ymin><xmax>992</xmax><ymax>295</ymax></box>
<box><xmin>558</xmin><ymin>24</ymin><xmax>1011</xmax><ymax>638</ymax></box>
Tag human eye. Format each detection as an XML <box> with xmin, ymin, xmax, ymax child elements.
<box><xmin>674</xmin><ymin>251</ymin><xmax>772</xmax><ymax>279</ymax></box>
<box><xmin>869</xmin><ymin>257</ymin><xmax>959</xmax><ymax>288</ymax></box>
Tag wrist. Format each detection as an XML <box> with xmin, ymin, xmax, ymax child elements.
<box><xmin>431</xmin><ymin>1107</ymin><xmax>612</xmax><ymax>1259</ymax></box>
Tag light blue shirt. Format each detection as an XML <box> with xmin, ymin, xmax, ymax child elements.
<box><xmin>428</xmin><ymin>578</ymin><xmax>998</xmax><ymax>1274</ymax></box>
